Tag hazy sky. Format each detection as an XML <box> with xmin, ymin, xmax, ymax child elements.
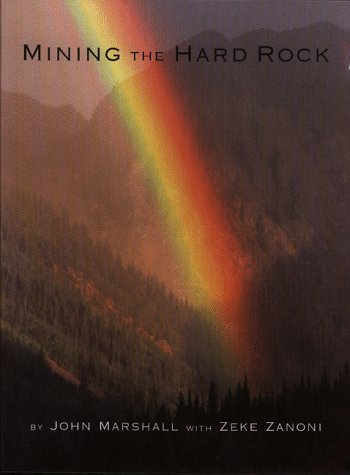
<box><xmin>2</xmin><ymin>0</ymin><xmax>349</xmax><ymax>117</ymax></box>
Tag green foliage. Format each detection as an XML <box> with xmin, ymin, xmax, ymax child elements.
<box><xmin>1</xmin><ymin>187</ymin><xmax>225</xmax><ymax>411</ymax></box>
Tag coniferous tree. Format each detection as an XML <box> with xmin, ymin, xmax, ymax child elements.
<box><xmin>207</xmin><ymin>381</ymin><xmax>218</xmax><ymax>420</ymax></box>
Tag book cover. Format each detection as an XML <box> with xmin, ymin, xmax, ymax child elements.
<box><xmin>1</xmin><ymin>1</ymin><xmax>350</xmax><ymax>473</ymax></box>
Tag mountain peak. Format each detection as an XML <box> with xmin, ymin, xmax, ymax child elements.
<box><xmin>180</xmin><ymin>29</ymin><xmax>229</xmax><ymax>46</ymax></box>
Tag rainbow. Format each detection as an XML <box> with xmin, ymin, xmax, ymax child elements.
<box><xmin>65</xmin><ymin>0</ymin><xmax>247</xmax><ymax>343</ymax></box>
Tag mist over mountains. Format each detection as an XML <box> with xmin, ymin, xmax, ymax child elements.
<box><xmin>2</xmin><ymin>22</ymin><xmax>350</xmax><ymax>385</ymax></box>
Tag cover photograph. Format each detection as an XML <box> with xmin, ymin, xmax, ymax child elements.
<box><xmin>1</xmin><ymin>0</ymin><xmax>350</xmax><ymax>473</ymax></box>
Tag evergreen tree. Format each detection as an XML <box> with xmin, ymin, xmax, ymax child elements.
<box><xmin>207</xmin><ymin>381</ymin><xmax>218</xmax><ymax>420</ymax></box>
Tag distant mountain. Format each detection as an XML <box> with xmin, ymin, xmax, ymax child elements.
<box><xmin>1</xmin><ymin>89</ymin><xmax>184</xmax><ymax>296</ymax></box>
<box><xmin>2</xmin><ymin>93</ymin><xmax>85</xmax><ymax>185</ymax></box>
<box><xmin>2</xmin><ymin>22</ymin><xmax>349</xmax><ymax>384</ymax></box>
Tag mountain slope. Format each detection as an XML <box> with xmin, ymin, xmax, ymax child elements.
<box><xmin>2</xmin><ymin>188</ymin><xmax>230</xmax><ymax>408</ymax></box>
<box><xmin>2</xmin><ymin>22</ymin><xmax>349</xmax><ymax>383</ymax></box>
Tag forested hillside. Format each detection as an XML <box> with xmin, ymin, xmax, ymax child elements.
<box><xmin>2</xmin><ymin>335</ymin><xmax>349</xmax><ymax>472</ymax></box>
<box><xmin>3</xmin><ymin>23</ymin><xmax>350</xmax><ymax>385</ymax></box>
<box><xmin>1</xmin><ymin>187</ymin><xmax>230</xmax><ymax>410</ymax></box>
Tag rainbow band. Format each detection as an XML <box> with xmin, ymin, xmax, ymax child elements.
<box><xmin>66</xmin><ymin>0</ymin><xmax>245</xmax><ymax>336</ymax></box>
